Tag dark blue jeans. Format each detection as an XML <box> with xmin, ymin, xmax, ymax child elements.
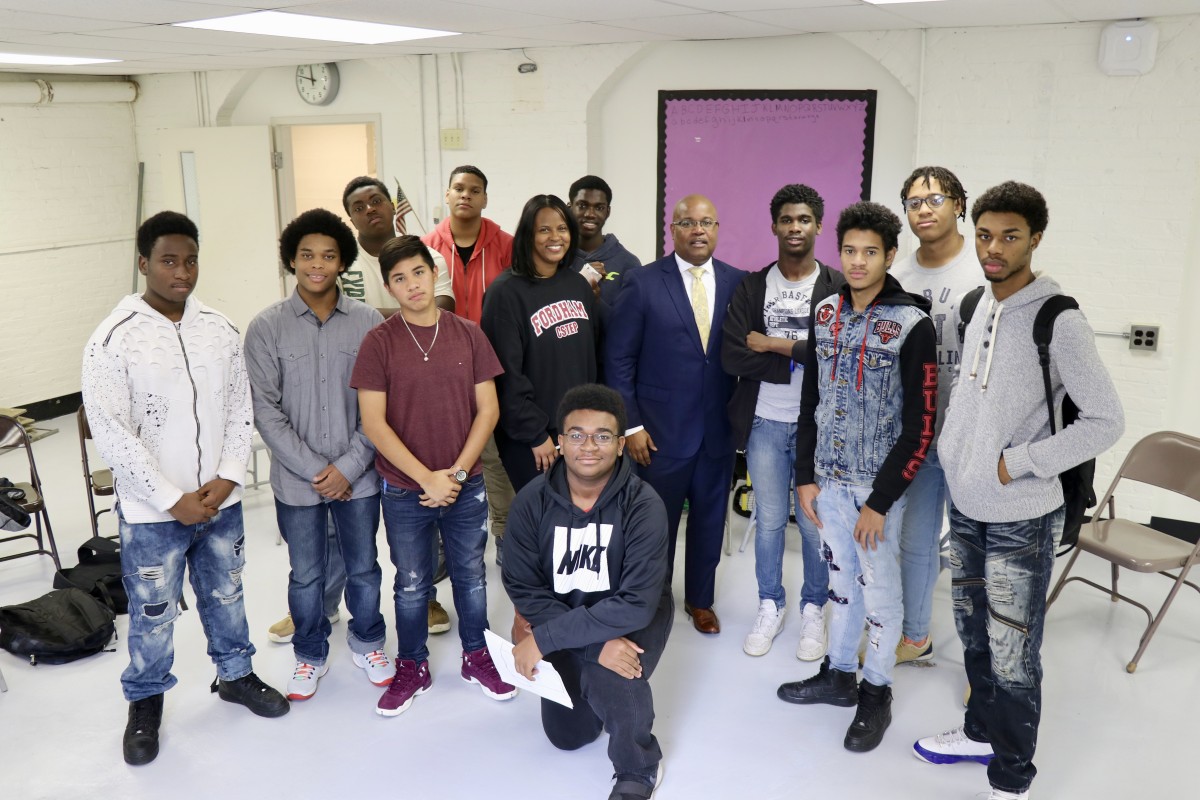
<box><xmin>381</xmin><ymin>475</ymin><xmax>489</xmax><ymax>662</ymax></box>
<box><xmin>950</xmin><ymin>502</ymin><xmax>1064</xmax><ymax>794</ymax></box>
<box><xmin>119</xmin><ymin>503</ymin><xmax>255</xmax><ymax>701</ymax></box>
<box><xmin>275</xmin><ymin>496</ymin><xmax>386</xmax><ymax>665</ymax></box>
<box><xmin>540</xmin><ymin>590</ymin><xmax>674</xmax><ymax>782</ymax></box>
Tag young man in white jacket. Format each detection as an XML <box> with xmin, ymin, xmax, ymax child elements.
<box><xmin>82</xmin><ymin>211</ymin><xmax>289</xmax><ymax>767</ymax></box>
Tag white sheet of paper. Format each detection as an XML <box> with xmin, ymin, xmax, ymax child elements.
<box><xmin>484</xmin><ymin>628</ymin><xmax>574</xmax><ymax>709</ymax></box>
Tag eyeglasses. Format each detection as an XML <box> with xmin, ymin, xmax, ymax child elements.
<box><xmin>563</xmin><ymin>431</ymin><xmax>617</xmax><ymax>446</ymax></box>
<box><xmin>903</xmin><ymin>194</ymin><xmax>950</xmax><ymax>212</ymax></box>
<box><xmin>672</xmin><ymin>218</ymin><xmax>718</xmax><ymax>231</ymax></box>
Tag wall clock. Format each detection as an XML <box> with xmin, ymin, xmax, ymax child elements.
<box><xmin>295</xmin><ymin>63</ymin><xmax>340</xmax><ymax>106</ymax></box>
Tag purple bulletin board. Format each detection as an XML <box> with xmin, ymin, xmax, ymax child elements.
<box><xmin>658</xmin><ymin>90</ymin><xmax>877</xmax><ymax>271</ymax></box>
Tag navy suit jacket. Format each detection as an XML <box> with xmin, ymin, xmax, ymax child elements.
<box><xmin>605</xmin><ymin>253</ymin><xmax>746</xmax><ymax>460</ymax></box>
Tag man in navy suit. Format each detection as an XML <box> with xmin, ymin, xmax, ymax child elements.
<box><xmin>606</xmin><ymin>194</ymin><xmax>745</xmax><ymax>635</ymax></box>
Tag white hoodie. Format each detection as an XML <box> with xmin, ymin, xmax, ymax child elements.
<box><xmin>82</xmin><ymin>294</ymin><xmax>252</xmax><ymax>524</ymax></box>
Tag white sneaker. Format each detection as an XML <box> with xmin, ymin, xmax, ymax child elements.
<box><xmin>913</xmin><ymin>725</ymin><xmax>995</xmax><ymax>765</ymax></box>
<box><xmin>743</xmin><ymin>600</ymin><xmax>785</xmax><ymax>656</ymax></box>
<box><xmin>795</xmin><ymin>602</ymin><xmax>828</xmax><ymax>661</ymax></box>
<box><xmin>353</xmin><ymin>649</ymin><xmax>394</xmax><ymax>687</ymax></box>
<box><xmin>988</xmin><ymin>789</ymin><xmax>1029</xmax><ymax>800</ymax></box>
<box><xmin>286</xmin><ymin>660</ymin><xmax>329</xmax><ymax>700</ymax></box>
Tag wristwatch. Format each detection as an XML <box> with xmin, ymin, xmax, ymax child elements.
<box><xmin>452</xmin><ymin>467</ymin><xmax>468</xmax><ymax>484</ymax></box>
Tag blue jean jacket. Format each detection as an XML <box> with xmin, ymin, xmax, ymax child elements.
<box><xmin>810</xmin><ymin>296</ymin><xmax>929</xmax><ymax>487</ymax></box>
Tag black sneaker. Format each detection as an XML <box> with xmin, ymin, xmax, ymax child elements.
<box><xmin>844</xmin><ymin>679</ymin><xmax>893</xmax><ymax>752</ymax></box>
<box><xmin>123</xmin><ymin>693</ymin><xmax>164</xmax><ymax>766</ymax></box>
<box><xmin>211</xmin><ymin>672</ymin><xmax>290</xmax><ymax>718</ymax></box>
<box><xmin>777</xmin><ymin>657</ymin><xmax>859</xmax><ymax>706</ymax></box>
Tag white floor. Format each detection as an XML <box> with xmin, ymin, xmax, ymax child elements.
<box><xmin>2</xmin><ymin>413</ymin><xmax>1198</xmax><ymax>800</ymax></box>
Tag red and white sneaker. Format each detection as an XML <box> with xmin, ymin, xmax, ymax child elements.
<box><xmin>352</xmin><ymin>649</ymin><xmax>394</xmax><ymax>687</ymax></box>
<box><xmin>461</xmin><ymin>646</ymin><xmax>518</xmax><ymax>701</ymax></box>
<box><xmin>376</xmin><ymin>659</ymin><xmax>431</xmax><ymax>717</ymax></box>
<box><xmin>286</xmin><ymin>660</ymin><xmax>329</xmax><ymax>700</ymax></box>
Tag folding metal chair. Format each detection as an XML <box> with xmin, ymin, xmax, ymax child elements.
<box><xmin>1047</xmin><ymin>430</ymin><xmax>1200</xmax><ymax>673</ymax></box>
<box><xmin>76</xmin><ymin>406</ymin><xmax>115</xmax><ymax>539</ymax></box>
<box><xmin>0</xmin><ymin>414</ymin><xmax>61</xmax><ymax>569</ymax></box>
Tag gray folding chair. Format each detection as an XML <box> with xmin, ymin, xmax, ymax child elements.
<box><xmin>1047</xmin><ymin>430</ymin><xmax>1200</xmax><ymax>673</ymax></box>
<box><xmin>0</xmin><ymin>414</ymin><xmax>61</xmax><ymax>570</ymax></box>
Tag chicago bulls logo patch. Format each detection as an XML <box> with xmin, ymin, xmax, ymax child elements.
<box><xmin>816</xmin><ymin>303</ymin><xmax>835</xmax><ymax>326</ymax></box>
<box><xmin>873</xmin><ymin>319</ymin><xmax>902</xmax><ymax>344</ymax></box>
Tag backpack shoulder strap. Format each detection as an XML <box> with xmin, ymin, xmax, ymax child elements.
<box><xmin>957</xmin><ymin>286</ymin><xmax>985</xmax><ymax>346</ymax></box>
<box><xmin>1032</xmin><ymin>294</ymin><xmax>1080</xmax><ymax>435</ymax></box>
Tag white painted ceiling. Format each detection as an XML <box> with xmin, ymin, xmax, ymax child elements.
<box><xmin>0</xmin><ymin>0</ymin><xmax>1194</xmax><ymax>75</ymax></box>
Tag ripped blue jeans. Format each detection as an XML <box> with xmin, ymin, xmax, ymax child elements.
<box><xmin>381</xmin><ymin>475</ymin><xmax>490</xmax><ymax>663</ymax></box>
<box><xmin>950</xmin><ymin>502</ymin><xmax>1063</xmax><ymax>794</ymax></box>
<box><xmin>119</xmin><ymin>503</ymin><xmax>256</xmax><ymax>701</ymax></box>
<box><xmin>819</xmin><ymin>479</ymin><xmax>905</xmax><ymax>688</ymax></box>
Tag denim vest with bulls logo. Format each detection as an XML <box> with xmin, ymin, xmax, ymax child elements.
<box><xmin>810</xmin><ymin>293</ymin><xmax>928</xmax><ymax>487</ymax></box>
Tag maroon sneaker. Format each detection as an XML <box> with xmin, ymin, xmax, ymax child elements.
<box><xmin>461</xmin><ymin>646</ymin><xmax>518</xmax><ymax>700</ymax></box>
<box><xmin>375</xmin><ymin>659</ymin><xmax>431</xmax><ymax>717</ymax></box>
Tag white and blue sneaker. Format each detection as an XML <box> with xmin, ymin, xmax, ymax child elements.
<box><xmin>913</xmin><ymin>725</ymin><xmax>995</xmax><ymax>765</ymax></box>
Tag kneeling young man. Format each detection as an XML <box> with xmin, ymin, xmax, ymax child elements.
<box><xmin>352</xmin><ymin>235</ymin><xmax>517</xmax><ymax>716</ymax></box>
<box><xmin>504</xmin><ymin>384</ymin><xmax>672</xmax><ymax>800</ymax></box>
<box><xmin>777</xmin><ymin>202</ymin><xmax>937</xmax><ymax>753</ymax></box>
<box><xmin>83</xmin><ymin>211</ymin><xmax>289</xmax><ymax>767</ymax></box>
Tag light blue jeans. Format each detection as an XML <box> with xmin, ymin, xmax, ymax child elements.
<box><xmin>119</xmin><ymin>503</ymin><xmax>255</xmax><ymax>701</ymax></box>
<box><xmin>746</xmin><ymin>416</ymin><xmax>828</xmax><ymax>610</ymax></box>
<box><xmin>898</xmin><ymin>448</ymin><xmax>947</xmax><ymax>641</ymax></box>
<box><xmin>818</xmin><ymin>479</ymin><xmax>905</xmax><ymax>688</ymax></box>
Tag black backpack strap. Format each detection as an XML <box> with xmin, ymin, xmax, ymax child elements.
<box><xmin>957</xmin><ymin>286</ymin><xmax>985</xmax><ymax>346</ymax></box>
<box><xmin>1032</xmin><ymin>295</ymin><xmax>1080</xmax><ymax>435</ymax></box>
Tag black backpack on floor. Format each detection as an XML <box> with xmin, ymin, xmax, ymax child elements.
<box><xmin>0</xmin><ymin>588</ymin><xmax>117</xmax><ymax>665</ymax></box>
<box><xmin>53</xmin><ymin>536</ymin><xmax>127</xmax><ymax>614</ymax></box>
<box><xmin>959</xmin><ymin>287</ymin><xmax>1097</xmax><ymax>554</ymax></box>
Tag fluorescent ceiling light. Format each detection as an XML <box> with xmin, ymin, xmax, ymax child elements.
<box><xmin>175</xmin><ymin>11</ymin><xmax>458</xmax><ymax>44</ymax></box>
<box><xmin>0</xmin><ymin>53</ymin><xmax>120</xmax><ymax>66</ymax></box>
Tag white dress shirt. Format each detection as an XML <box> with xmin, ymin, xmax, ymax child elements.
<box><xmin>674</xmin><ymin>253</ymin><xmax>716</xmax><ymax>334</ymax></box>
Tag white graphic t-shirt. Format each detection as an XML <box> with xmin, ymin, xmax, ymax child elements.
<box><xmin>755</xmin><ymin>263</ymin><xmax>819</xmax><ymax>422</ymax></box>
<box><xmin>891</xmin><ymin>240</ymin><xmax>980</xmax><ymax>442</ymax></box>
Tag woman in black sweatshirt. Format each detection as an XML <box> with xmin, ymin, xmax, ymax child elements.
<box><xmin>481</xmin><ymin>194</ymin><xmax>602</xmax><ymax>491</ymax></box>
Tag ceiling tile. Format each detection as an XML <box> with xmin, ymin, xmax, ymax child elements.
<box><xmin>291</xmin><ymin>0</ymin><xmax>568</xmax><ymax>34</ymax></box>
<box><xmin>606</xmin><ymin>12</ymin><xmax>792</xmax><ymax>39</ymax></box>
<box><xmin>879</xmin><ymin>0</ymin><xmax>1073</xmax><ymax>28</ymax></box>
<box><xmin>732</xmin><ymin>5</ymin><xmax>923</xmax><ymax>33</ymax></box>
<box><xmin>0</xmin><ymin>1</ymin><xmax>258</xmax><ymax>25</ymax></box>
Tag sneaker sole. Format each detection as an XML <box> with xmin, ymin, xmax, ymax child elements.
<box><xmin>912</xmin><ymin>743</ymin><xmax>994</xmax><ymax>765</ymax></box>
<box><xmin>776</xmin><ymin>686</ymin><xmax>858</xmax><ymax>707</ymax></box>
<box><xmin>375</xmin><ymin>684</ymin><xmax>430</xmax><ymax>717</ymax></box>
<box><xmin>743</xmin><ymin>636</ymin><xmax>775</xmax><ymax>657</ymax></box>
<box><xmin>428</xmin><ymin>622</ymin><xmax>451</xmax><ymax>635</ymax></box>
<box><xmin>896</xmin><ymin>649</ymin><xmax>935</xmax><ymax>665</ymax></box>
<box><xmin>461</xmin><ymin>673</ymin><xmax>518</xmax><ymax>700</ymax></box>
<box><xmin>267</xmin><ymin>632</ymin><xmax>294</xmax><ymax>644</ymax></box>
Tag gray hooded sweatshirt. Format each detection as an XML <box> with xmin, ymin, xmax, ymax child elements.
<box><xmin>940</xmin><ymin>275</ymin><xmax>1124</xmax><ymax>524</ymax></box>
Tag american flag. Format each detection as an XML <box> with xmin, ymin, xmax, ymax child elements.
<box><xmin>393</xmin><ymin>182</ymin><xmax>414</xmax><ymax>235</ymax></box>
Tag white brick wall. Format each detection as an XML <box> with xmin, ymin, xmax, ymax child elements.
<box><xmin>914</xmin><ymin>18</ymin><xmax>1200</xmax><ymax>520</ymax></box>
<box><xmin>0</xmin><ymin>100</ymin><xmax>138</xmax><ymax>408</ymax></box>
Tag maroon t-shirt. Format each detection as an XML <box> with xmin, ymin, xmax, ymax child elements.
<box><xmin>350</xmin><ymin>311</ymin><xmax>502</xmax><ymax>490</ymax></box>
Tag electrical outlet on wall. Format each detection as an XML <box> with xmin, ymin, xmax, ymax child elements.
<box><xmin>440</xmin><ymin>128</ymin><xmax>467</xmax><ymax>150</ymax></box>
<box><xmin>1129</xmin><ymin>325</ymin><xmax>1159</xmax><ymax>351</ymax></box>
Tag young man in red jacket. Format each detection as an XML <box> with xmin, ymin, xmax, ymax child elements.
<box><xmin>422</xmin><ymin>165</ymin><xmax>516</xmax><ymax>564</ymax></box>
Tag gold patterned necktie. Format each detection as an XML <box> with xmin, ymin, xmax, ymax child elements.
<box><xmin>688</xmin><ymin>266</ymin><xmax>710</xmax><ymax>350</ymax></box>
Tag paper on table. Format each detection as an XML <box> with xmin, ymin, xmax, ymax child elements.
<box><xmin>483</xmin><ymin>629</ymin><xmax>574</xmax><ymax>709</ymax></box>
